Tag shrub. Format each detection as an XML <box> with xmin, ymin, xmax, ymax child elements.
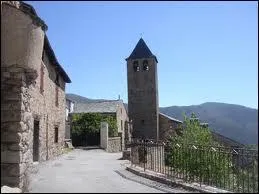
<box><xmin>71</xmin><ymin>113</ymin><xmax>118</xmax><ymax>137</ymax></box>
<box><xmin>167</xmin><ymin>113</ymin><xmax>234</xmax><ymax>186</ymax></box>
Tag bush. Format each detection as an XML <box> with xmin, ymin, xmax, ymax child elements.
<box><xmin>71</xmin><ymin>113</ymin><xmax>118</xmax><ymax>137</ymax></box>
<box><xmin>167</xmin><ymin>113</ymin><xmax>234</xmax><ymax>186</ymax></box>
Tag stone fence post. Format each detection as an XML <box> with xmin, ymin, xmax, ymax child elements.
<box><xmin>100</xmin><ymin>122</ymin><xmax>108</xmax><ymax>150</ymax></box>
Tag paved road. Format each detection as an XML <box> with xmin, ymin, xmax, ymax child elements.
<box><xmin>29</xmin><ymin>149</ymin><xmax>189</xmax><ymax>193</ymax></box>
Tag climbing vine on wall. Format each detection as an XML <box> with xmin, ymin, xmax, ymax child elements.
<box><xmin>71</xmin><ymin>113</ymin><xmax>118</xmax><ymax>137</ymax></box>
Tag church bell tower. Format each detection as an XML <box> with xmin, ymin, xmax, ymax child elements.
<box><xmin>126</xmin><ymin>38</ymin><xmax>159</xmax><ymax>140</ymax></box>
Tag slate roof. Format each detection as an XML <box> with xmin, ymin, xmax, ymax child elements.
<box><xmin>18</xmin><ymin>1</ymin><xmax>71</xmax><ymax>83</ymax></box>
<box><xmin>43</xmin><ymin>36</ymin><xmax>71</xmax><ymax>83</ymax></box>
<box><xmin>159</xmin><ymin>112</ymin><xmax>183</xmax><ymax>123</ymax></box>
<box><xmin>211</xmin><ymin>131</ymin><xmax>244</xmax><ymax>148</ymax></box>
<box><xmin>126</xmin><ymin>38</ymin><xmax>158</xmax><ymax>62</ymax></box>
<box><xmin>73</xmin><ymin>100</ymin><xmax>123</xmax><ymax>113</ymax></box>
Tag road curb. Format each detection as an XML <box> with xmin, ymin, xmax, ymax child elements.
<box><xmin>115</xmin><ymin>170</ymin><xmax>179</xmax><ymax>193</ymax></box>
<box><xmin>126</xmin><ymin>166</ymin><xmax>230</xmax><ymax>193</ymax></box>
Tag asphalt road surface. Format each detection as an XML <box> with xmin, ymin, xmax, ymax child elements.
<box><xmin>29</xmin><ymin>149</ymin><xmax>191</xmax><ymax>193</ymax></box>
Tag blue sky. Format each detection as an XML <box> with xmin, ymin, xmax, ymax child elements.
<box><xmin>27</xmin><ymin>1</ymin><xmax>258</xmax><ymax>109</ymax></box>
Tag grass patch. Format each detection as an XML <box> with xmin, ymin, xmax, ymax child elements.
<box><xmin>62</xmin><ymin>148</ymin><xmax>73</xmax><ymax>154</ymax></box>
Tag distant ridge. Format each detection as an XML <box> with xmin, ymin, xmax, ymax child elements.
<box><xmin>66</xmin><ymin>93</ymin><xmax>116</xmax><ymax>103</ymax></box>
<box><xmin>66</xmin><ymin>93</ymin><xmax>258</xmax><ymax>145</ymax></box>
<box><xmin>160</xmin><ymin>102</ymin><xmax>258</xmax><ymax>145</ymax></box>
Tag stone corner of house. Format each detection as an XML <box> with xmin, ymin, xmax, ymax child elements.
<box><xmin>1</xmin><ymin>185</ymin><xmax>22</xmax><ymax>193</ymax></box>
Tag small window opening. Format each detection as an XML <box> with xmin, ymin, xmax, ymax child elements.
<box><xmin>141</xmin><ymin>120</ymin><xmax>145</xmax><ymax>125</ymax></box>
<box><xmin>54</xmin><ymin>126</ymin><xmax>58</xmax><ymax>143</ymax></box>
<box><xmin>143</xmin><ymin>60</ymin><xmax>149</xmax><ymax>71</ymax></box>
<box><xmin>133</xmin><ymin>61</ymin><xmax>140</xmax><ymax>72</ymax></box>
<box><xmin>55</xmin><ymin>85</ymin><xmax>59</xmax><ymax>107</ymax></box>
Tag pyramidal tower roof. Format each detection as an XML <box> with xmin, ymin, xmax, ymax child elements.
<box><xmin>126</xmin><ymin>38</ymin><xmax>158</xmax><ymax>62</ymax></box>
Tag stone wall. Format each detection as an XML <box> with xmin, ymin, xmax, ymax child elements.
<box><xmin>1</xmin><ymin>2</ymin><xmax>67</xmax><ymax>191</ymax></box>
<box><xmin>115</xmin><ymin>101</ymin><xmax>128</xmax><ymax>151</ymax></box>
<box><xmin>65</xmin><ymin>121</ymin><xmax>71</xmax><ymax>140</ymax></box>
<box><xmin>1</xmin><ymin>1</ymin><xmax>20</xmax><ymax>9</ymax></box>
<box><xmin>107</xmin><ymin>137</ymin><xmax>122</xmax><ymax>153</ymax></box>
<box><xmin>100</xmin><ymin>122</ymin><xmax>122</xmax><ymax>153</ymax></box>
<box><xmin>1</xmin><ymin>66</ymin><xmax>35</xmax><ymax>190</ymax></box>
<box><xmin>1</xmin><ymin>2</ymin><xmax>44</xmax><ymax>190</ymax></box>
<box><xmin>29</xmin><ymin>57</ymin><xmax>66</xmax><ymax>161</ymax></box>
<box><xmin>124</xmin><ymin>121</ymin><xmax>131</xmax><ymax>143</ymax></box>
<box><xmin>127</xmin><ymin>57</ymin><xmax>159</xmax><ymax>140</ymax></box>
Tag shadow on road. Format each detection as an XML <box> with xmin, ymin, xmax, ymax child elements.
<box><xmin>75</xmin><ymin>146</ymin><xmax>102</xmax><ymax>151</ymax></box>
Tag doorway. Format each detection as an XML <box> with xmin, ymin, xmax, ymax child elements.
<box><xmin>33</xmin><ymin>120</ymin><xmax>40</xmax><ymax>162</ymax></box>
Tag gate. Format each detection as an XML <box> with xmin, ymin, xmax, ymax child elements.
<box><xmin>72</xmin><ymin>132</ymin><xmax>100</xmax><ymax>147</ymax></box>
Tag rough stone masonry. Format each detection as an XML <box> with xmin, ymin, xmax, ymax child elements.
<box><xmin>1</xmin><ymin>1</ymin><xmax>71</xmax><ymax>191</ymax></box>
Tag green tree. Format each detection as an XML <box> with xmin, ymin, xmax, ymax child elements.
<box><xmin>167</xmin><ymin>113</ymin><xmax>234</xmax><ymax>188</ymax></box>
<box><xmin>71</xmin><ymin>113</ymin><xmax>118</xmax><ymax>137</ymax></box>
<box><xmin>170</xmin><ymin>113</ymin><xmax>214</xmax><ymax>146</ymax></box>
<box><xmin>102</xmin><ymin>115</ymin><xmax>118</xmax><ymax>137</ymax></box>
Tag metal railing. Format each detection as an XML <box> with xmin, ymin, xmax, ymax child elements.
<box><xmin>127</xmin><ymin>139</ymin><xmax>258</xmax><ymax>193</ymax></box>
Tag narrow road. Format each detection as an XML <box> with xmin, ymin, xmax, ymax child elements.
<box><xmin>29</xmin><ymin>149</ymin><xmax>189</xmax><ymax>193</ymax></box>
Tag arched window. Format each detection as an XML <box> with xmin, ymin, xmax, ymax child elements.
<box><xmin>143</xmin><ymin>60</ymin><xmax>149</xmax><ymax>71</ymax></box>
<box><xmin>133</xmin><ymin>61</ymin><xmax>140</xmax><ymax>72</ymax></box>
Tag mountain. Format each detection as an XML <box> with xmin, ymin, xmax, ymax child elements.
<box><xmin>66</xmin><ymin>93</ymin><xmax>111</xmax><ymax>103</ymax></box>
<box><xmin>66</xmin><ymin>93</ymin><xmax>258</xmax><ymax>145</ymax></box>
<box><xmin>160</xmin><ymin>102</ymin><xmax>258</xmax><ymax>145</ymax></box>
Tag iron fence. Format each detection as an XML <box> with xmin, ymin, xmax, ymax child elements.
<box><xmin>127</xmin><ymin>138</ymin><xmax>258</xmax><ymax>193</ymax></box>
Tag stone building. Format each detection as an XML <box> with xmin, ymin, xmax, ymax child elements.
<box><xmin>158</xmin><ymin>112</ymin><xmax>183</xmax><ymax>141</ymax></box>
<box><xmin>67</xmin><ymin>99</ymin><xmax>129</xmax><ymax>150</ymax></box>
<box><xmin>126</xmin><ymin>38</ymin><xmax>159</xmax><ymax>140</ymax></box>
<box><xmin>1</xmin><ymin>1</ymin><xmax>71</xmax><ymax>191</ymax></box>
<box><xmin>126</xmin><ymin>38</ymin><xmax>163</xmax><ymax>167</ymax></box>
<box><xmin>126</xmin><ymin>38</ymin><xmax>183</xmax><ymax>142</ymax></box>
